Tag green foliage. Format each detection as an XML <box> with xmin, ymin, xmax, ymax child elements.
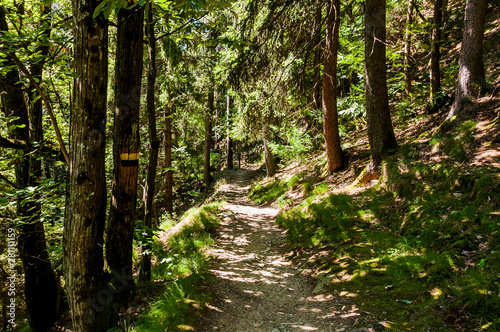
<box><xmin>248</xmin><ymin>177</ymin><xmax>287</xmax><ymax>204</ymax></box>
<box><xmin>267</xmin><ymin>137</ymin><xmax>500</xmax><ymax>330</ymax></box>
<box><xmin>431</xmin><ymin>120</ymin><xmax>477</xmax><ymax>162</ymax></box>
<box><xmin>268</xmin><ymin>125</ymin><xmax>314</xmax><ymax>160</ymax></box>
<box><xmin>132</xmin><ymin>201</ymin><xmax>223</xmax><ymax>331</ymax></box>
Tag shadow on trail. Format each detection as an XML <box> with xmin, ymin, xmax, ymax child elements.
<box><xmin>198</xmin><ymin>168</ymin><xmax>356</xmax><ymax>332</ymax></box>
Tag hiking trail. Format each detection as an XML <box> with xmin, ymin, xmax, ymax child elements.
<box><xmin>198</xmin><ymin>167</ymin><xmax>368</xmax><ymax>332</ymax></box>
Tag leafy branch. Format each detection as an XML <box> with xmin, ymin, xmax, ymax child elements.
<box><xmin>6</xmin><ymin>52</ymin><xmax>70</xmax><ymax>165</ymax></box>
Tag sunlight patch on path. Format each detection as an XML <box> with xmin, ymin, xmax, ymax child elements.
<box><xmin>198</xmin><ymin>169</ymin><xmax>355</xmax><ymax>332</ymax></box>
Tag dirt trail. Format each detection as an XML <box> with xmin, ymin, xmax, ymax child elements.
<box><xmin>198</xmin><ymin>168</ymin><xmax>350</xmax><ymax>332</ymax></box>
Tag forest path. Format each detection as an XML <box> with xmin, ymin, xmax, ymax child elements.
<box><xmin>198</xmin><ymin>167</ymin><xmax>348</xmax><ymax>332</ymax></box>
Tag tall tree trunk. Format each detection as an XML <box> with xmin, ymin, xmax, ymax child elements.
<box><xmin>0</xmin><ymin>7</ymin><xmax>62</xmax><ymax>331</ymax></box>
<box><xmin>322</xmin><ymin>0</ymin><xmax>343</xmax><ymax>173</ymax></box>
<box><xmin>262</xmin><ymin>124</ymin><xmax>276</xmax><ymax>176</ymax></box>
<box><xmin>63</xmin><ymin>0</ymin><xmax>113</xmax><ymax>329</ymax></box>
<box><xmin>107</xmin><ymin>4</ymin><xmax>144</xmax><ymax>307</ymax></box>
<box><xmin>164</xmin><ymin>103</ymin><xmax>173</xmax><ymax>215</ymax></box>
<box><xmin>313</xmin><ymin>3</ymin><xmax>323</xmax><ymax>110</ymax></box>
<box><xmin>447</xmin><ymin>0</ymin><xmax>489</xmax><ymax>119</ymax></box>
<box><xmin>404</xmin><ymin>0</ymin><xmax>414</xmax><ymax>96</ymax></box>
<box><xmin>204</xmin><ymin>90</ymin><xmax>214</xmax><ymax>195</ymax></box>
<box><xmin>365</xmin><ymin>0</ymin><xmax>397</xmax><ymax>171</ymax></box>
<box><xmin>226</xmin><ymin>95</ymin><xmax>233</xmax><ymax>170</ymax></box>
<box><xmin>430</xmin><ymin>0</ymin><xmax>443</xmax><ymax>103</ymax></box>
<box><xmin>140</xmin><ymin>1</ymin><xmax>159</xmax><ymax>283</ymax></box>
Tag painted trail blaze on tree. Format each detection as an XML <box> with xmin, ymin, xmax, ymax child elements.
<box><xmin>106</xmin><ymin>3</ymin><xmax>144</xmax><ymax>307</ymax></box>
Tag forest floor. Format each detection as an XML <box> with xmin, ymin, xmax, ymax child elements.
<box><xmin>197</xmin><ymin>167</ymin><xmax>382</xmax><ymax>332</ymax></box>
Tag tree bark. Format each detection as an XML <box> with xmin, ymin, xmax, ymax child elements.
<box><xmin>226</xmin><ymin>95</ymin><xmax>233</xmax><ymax>170</ymax></box>
<box><xmin>322</xmin><ymin>0</ymin><xmax>343</xmax><ymax>173</ymax></box>
<box><xmin>0</xmin><ymin>6</ymin><xmax>63</xmax><ymax>331</ymax></box>
<box><xmin>313</xmin><ymin>3</ymin><xmax>323</xmax><ymax>110</ymax></box>
<box><xmin>404</xmin><ymin>0</ymin><xmax>414</xmax><ymax>96</ymax></box>
<box><xmin>204</xmin><ymin>90</ymin><xmax>214</xmax><ymax>195</ymax></box>
<box><xmin>63</xmin><ymin>0</ymin><xmax>113</xmax><ymax>329</ymax></box>
<box><xmin>262</xmin><ymin>124</ymin><xmax>276</xmax><ymax>176</ymax></box>
<box><xmin>430</xmin><ymin>0</ymin><xmax>443</xmax><ymax>102</ymax></box>
<box><xmin>106</xmin><ymin>3</ymin><xmax>144</xmax><ymax>307</ymax></box>
<box><xmin>447</xmin><ymin>0</ymin><xmax>489</xmax><ymax>119</ymax></box>
<box><xmin>140</xmin><ymin>1</ymin><xmax>159</xmax><ymax>283</ymax></box>
<box><xmin>164</xmin><ymin>103</ymin><xmax>174</xmax><ymax>215</ymax></box>
<box><xmin>365</xmin><ymin>0</ymin><xmax>397</xmax><ymax>170</ymax></box>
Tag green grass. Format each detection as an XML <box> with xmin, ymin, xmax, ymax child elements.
<box><xmin>127</xmin><ymin>201</ymin><xmax>224</xmax><ymax>332</ymax></box>
<box><xmin>274</xmin><ymin>143</ymin><xmax>500</xmax><ymax>331</ymax></box>
<box><xmin>248</xmin><ymin>177</ymin><xmax>288</xmax><ymax>204</ymax></box>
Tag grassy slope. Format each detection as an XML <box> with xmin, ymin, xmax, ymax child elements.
<box><xmin>249</xmin><ymin>108</ymin><xmax>499</xmax><ymax>331</ymax></box>
<box><xmin>247</xmin><ymin>7</ymin><xmax>500</xmax><ymax>329</ymax></box>
<box><xmin>112</xmin><ymin>201</ymin><xmax>224</xmax><ymax>332</ymax></box>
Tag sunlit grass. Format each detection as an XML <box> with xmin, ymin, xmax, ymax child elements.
<box><xmin>273</xmin><ymin>141</ymin><xmax>500</xmax><ymax>330</ymax></box>
<box><xmin>130</xmin><ymin>201</ymin><xmax>223</xmax><ymax>331</ymax></box>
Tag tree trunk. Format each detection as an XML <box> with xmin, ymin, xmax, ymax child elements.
<box><xmin>322</xmin><ymin>0</ymin><xmax>343</xmax><ymax>173</ymax></box>
<box><xmin>204</xmin><ymin>90</ymin><xmax>214</xmax><ymax>195</ymax></box>
<box><xmin>404</xmin><ymin>0</ymin><xmax>414</xmax><ymax>96</ymax></box>
<box><xmin>106</xmin><ymin>4</ymin><xmax>144</xmax><ymax>307</ymax></box>
<box><xmin>365</xmin><ymin>0</ymin><xmax>397</xmax><ymax>170</ymax></box>
<box><xmin>63</xmin><ymin>0</ymin><xmax>113</xmax><ymax>329</ymax></box>
<box><xmin>226</xmin><ymin>95</ymin><xmax>234</xmax><ymax>170</ymax></box>
<box><xmin>313</xmin><ymin>3</ymin><xmax>323</xmax><ymax>110</ymax></box>
<box><xmin>430</xmin><ymin>0</ymin><xmax>443</xmax><ymax>103</ymax></box>
<box><xmin>140</xmin><ymin>2</ymin><xmax>159</xmax><ymax>283</ymax></box>
<box><xmin>262</xmin><ymin>124</ymin><xmax>276</xmax><ymax>176</ymax></box>
<box><xmin>447</xmin><ymin>0</ymin><xmax>489</xmax><ymax>119</ymax></box>
<box><xmin>0</xmin><ymin>7</ymin><xmax>63</xmax><ymax>331</ymax></box>
<box><xmin>164</xmin><ymin>103</ymin><xmax>174</xmax><ymax>215</ymax></box>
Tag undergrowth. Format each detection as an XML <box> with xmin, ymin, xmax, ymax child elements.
<box><xmin>123</xmin><ymin>201</ymin><xmax>224</xmax><ymax>332</ymax></box>
<box><xmin>251</xmin><ymin>134</ymin><xmax>500</xmax><ymax>330</ymax></box>
<box><xmin>248</xmin><ymin>173</ymin><xmax>303</xmax><ymax>205</ymax></box>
